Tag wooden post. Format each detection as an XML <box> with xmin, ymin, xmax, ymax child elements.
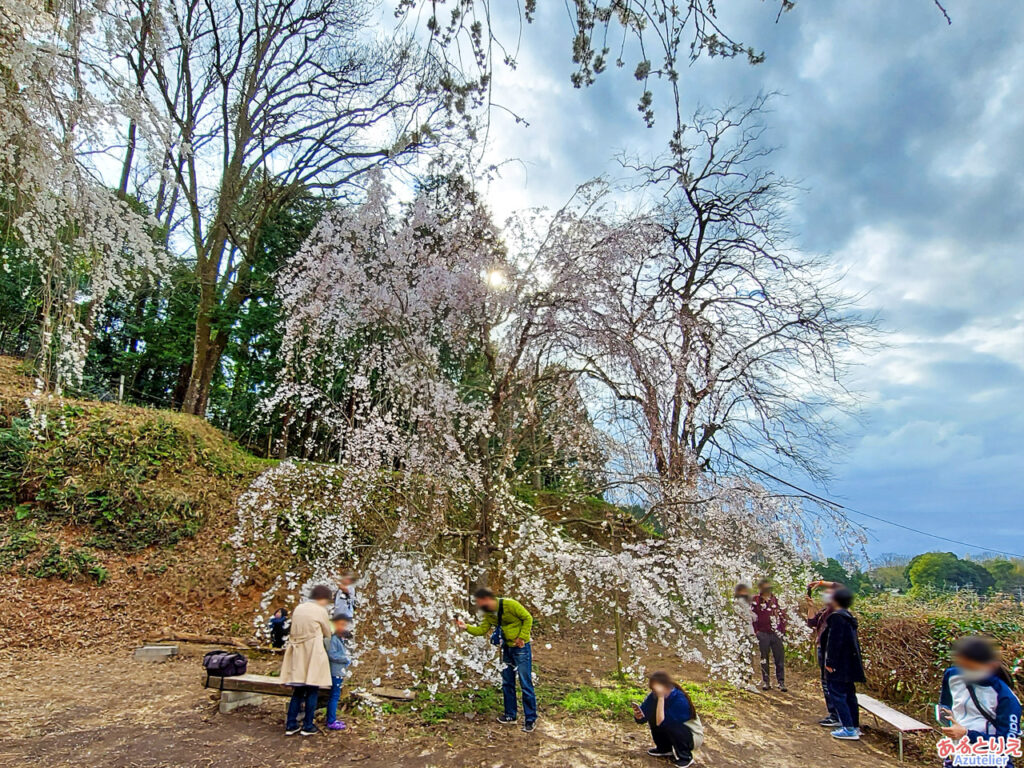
<box><xmin>611</xmin><ymin>519</ymin><xmax>625</xmax><ymax>679</ymax></box>
<box><xmin>614</xmin><ymin>593</ymin><xmax>624</xmax><ymax>679</ymax></box>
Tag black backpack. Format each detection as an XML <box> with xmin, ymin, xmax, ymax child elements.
<box><xmin>203</xmin><ymin>650</ymin><xmax>248</xmax><ymax>678</ymax></box>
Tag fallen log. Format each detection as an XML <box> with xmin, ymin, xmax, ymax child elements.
<box><xmin>146</xmin><ymin>629</ymin><xmax>257</xmax><ymax>649</ymax></box>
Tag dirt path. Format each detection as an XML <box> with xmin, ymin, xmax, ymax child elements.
<box><xmin>0</xmin><ymin>645</ymin><xmax>933</xmax><ymax>768</ymax></box>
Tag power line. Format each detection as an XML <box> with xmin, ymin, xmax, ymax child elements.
<box><xmin>718</xmin><ymin>447</ymin><xmax>1024</xmax><ymax>560</ymax></box>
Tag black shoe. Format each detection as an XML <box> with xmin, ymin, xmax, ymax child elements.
<box><xmin>648</xmin><ymin>747</ymin><xmax>674</xmax><ymax>757</ymax></box>
<box><xmin>779</xmin><ymin>685</ymin><xmax>788</xmax><ymax>692</ymax></box>
<box><xmin>285</xmin><ymin>726</ymin><xmax>301</xmax><ymax>736</ymax></box>
<box><xmin>522</xmin><ymin>721</ymin><xmax>536</xmax><ymax>733</ymax></box>
<box><xmin>300</xmin><ymin>726</ymin><xmax>321</xmax><ymax>736</ymax></box>
<box><xmin>818</xmin><ymin>717</ymin><xmax>840</xmax><ymax>727</ymax></box>
<box><xmin>671</xmin><ymin>757</ymin><xmax>694</xmax><ymax>767</ymax></box>
<box><xmin>496</xmin><ymin>715</ymin><xmax>517</xmax><ymax>724</ymax></box>
<box><xmin>762</xmin><ymin>683</ymin><xmax>771</xmax><ymax>691</ymax></box>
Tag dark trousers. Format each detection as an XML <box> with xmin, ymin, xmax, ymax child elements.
<box><xmin>649</xmin><ymin>720</ymin><xmax>695</xmax><ymax>761</ymax></box>
<box><xmin>826</xmin><ymin>678</ymin><xmax>860</xmax><ymax>729</ymax></box>
<box><xmin>286</xmin><ymin>685</ymin><xmax>319</xmax><ymax>731</ymax></box>
<box><xmin>756</xmin><ymin>630</ymin><xmax>785</xmax><ymax>686</ymax></box>
<box><xmin>501</xmin><ymin>642</ymin><xmax>537</xmax><ymax>723</ymax></box>
<box><xmin>817</xmin><ymin>647</ymin><xmax>838</xmax><ymax>719</ymax></box>
<box><xmin>270</xmin><ymin>625</ymin><xmax>288</xmax><ymax>648</ymax></box>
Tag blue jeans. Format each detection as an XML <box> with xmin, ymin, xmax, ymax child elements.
<box><xmin>327</xmin><ymin>676</ymin><xmax>343</xmax><ymax>724</ymax></box>
<box><xmin>286</xmin><ymin>685</ymin><xmax>319</xmax><ymax>731</ymax></box>
<box><xmin>826</xmin><ymin>678</ymin><xmax>860</xmax><ymax>729</ymax></box>
<box><xmin>501</xmin><ymin>642</ymin><xmax>537</xmax><ymax>723</ymax></box>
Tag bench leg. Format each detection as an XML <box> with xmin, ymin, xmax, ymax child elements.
<box><xmin>219</xmin><ymin>690</ymin><xmax>264</xmax><ymax>714</ymax></box>
<box><xmin>898</xmin><ymin>732</ymin><xmax>904</xmax><ymax>762</ymax></box>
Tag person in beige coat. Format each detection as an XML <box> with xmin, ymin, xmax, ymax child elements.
<box><xmin>282</xmin><ymin>584</ymin><xmax>333</xmax><ymax>735</ymax></box>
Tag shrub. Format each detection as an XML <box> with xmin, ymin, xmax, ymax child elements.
<box><xmin>0</xmin><ymin>418</ymin><xmax>32</xmax><ymax>507</ymax></box>
<box><xmin>857</xmin><ymin>592</ymin><xmax>1024</xmax><ymax>712</ymax></box>
<box><xmin>0</xmin><ymin>524</ymin><xmax>40</xmax><ymax>569</ymax></box>
<box><xmin>31</xmin><ymin>543</ymin><xmax>108</xmax><ymax>583</ymax></box>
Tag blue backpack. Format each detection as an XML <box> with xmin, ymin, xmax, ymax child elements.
<box><xmin>490</xmin><ymin>599</ymin><xmax>505</xmax><ymax>646</ymax></box>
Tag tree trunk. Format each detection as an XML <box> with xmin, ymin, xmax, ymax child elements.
<box><xmin>118</xmin><ymin>120</ymin><xmax>137</xmax><ymax>198</ymax></box>
<box><xmin>181</xmin><ymin>333</ymin><xmax>219</xmax><ymax>415</ymax></box>
<box><xmin>475</xmin><ymin>431</ymin><xmax>493</xmax><ymax>573</ymax></box>
<box><xmin>181</xmin><ymin>242</ymin><xmax>221</xmax><ymax>415</ymax></box>
<box><xmin>181</xmin><ymin>234</ymin><xmax>252</xmax><ymax>416</ymax></box>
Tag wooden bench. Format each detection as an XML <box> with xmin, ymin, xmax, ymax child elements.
<box><xmin>857</xmin><ymin>692</ymin><xmax>933</xmax><ymax>761</ymax></box>
<box><xmin>204</xmin><ymin>673</ymin><xmax>332</xmax><ymax>713</ymax></box>
<box><xmin>203</xmin><ymin>674</ymin><xmax>416</xmax><ymax>714</ymax></box>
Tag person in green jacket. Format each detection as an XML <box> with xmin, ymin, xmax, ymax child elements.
<box><xmin>455</xmin><ymin>587</ymin><xmax>537</xmax><ymax>732</ymax></box>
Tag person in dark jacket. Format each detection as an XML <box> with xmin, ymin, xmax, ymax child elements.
<box><xmin>751</xmin><ymin>579</ymin><xmax>787</xmax><ymax>691</ymax></box>
<box><xmin>939</xmin><ymin>636</ymin><xmax>1021</xmax><ymax>768</ymax></box>
<box><xmin>632</xmin><ymin>671</ymin><xmax>703</xmax><ymax>768</ymax></box>
<box><xmin>804</xmin><ymin>580</ymin><xmax>842</xmax><ymax>726</ymax></box>
<box><xmin>269</xmin><ymin>608</ymin><xmax>290</xmax><ymax>649</ymax></box>
<box><xmin>821</xmin><ymin>587</ymin><xmax>866</xmax><ymax>740</ymax></box>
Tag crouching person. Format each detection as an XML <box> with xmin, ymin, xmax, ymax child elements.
<box><xmin>325</xmin><ymin>614</ymin><xmax>352</xmax><ymax>731</ymax></box>
<box><xmin>632</xmin><ymin>672</ymin><xmax>703</xmax><ymax>768</ymax></box>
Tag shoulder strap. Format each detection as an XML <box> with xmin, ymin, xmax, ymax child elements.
<box><xmin>966</xmin><ymin>683</ymin><xmax>999</xmax><ymax>729</ymax></box>
<box><xmin>497</xmin><ymin>598</ymin><xmax>504</xmax><ymax>624</ymax></box>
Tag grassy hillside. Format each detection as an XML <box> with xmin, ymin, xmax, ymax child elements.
<box><xmin>0</xmin><ymin>357</ymin><xmax>280</xmax><ymax>647</ymax></box>
<box><xmin>0</xmin><ymin>357</ymin><xmax>271</xmax><ymax>581</ymax></box>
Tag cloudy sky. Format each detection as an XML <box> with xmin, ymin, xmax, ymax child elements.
<box><xmin>450</xmin><ymin>0</ymin><xmax>1024</xmax><ymax>559</ymax></box>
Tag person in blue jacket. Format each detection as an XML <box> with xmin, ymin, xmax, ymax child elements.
<box><xmin>939</xmin><ymin>636</ymin><xmax>1021</xmax><ymax>767</ymax></box>
<box><xmin>325</xmin><ymin>613</ymin><xmax>352</xmax><ymax>731</ymax></box>
<box><xmin>632</xmin><ymin>671</ymin><xmax>703</xmax><ymax>768</ymax></box>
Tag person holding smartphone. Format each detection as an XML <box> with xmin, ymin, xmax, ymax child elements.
<box><xmin>821</xmin><ymin>587</ymin><xmax>866</xmax><ymax>741</ymax></box>
<box><xmin>804</xmin><ymin>580</ymin><xmax>842</xmax><ymax>727</ymax></box>
<box><xmin>632</xmin><ymin>671</ymin><xmax>703</xmax><ymax>768</ymax></box>
<box><xmin>938</xmin><ymin>636</ymin><xmax>1021</xmax><ymax>767</ymax></box>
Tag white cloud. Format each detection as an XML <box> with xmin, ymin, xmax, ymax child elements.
<box><xmin>849</xmin><ymin>420</ymin><xmax>984</xmax><ymax>470</ymax></box>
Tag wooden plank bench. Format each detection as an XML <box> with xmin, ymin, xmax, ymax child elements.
<box><xmin>858</xmin><ymin>692</ymin><xmax>933</xmax><ymax>762</ymax></box>
<box><xmin>203</xmin><ymin>674</ymin><xmax>416</xmax><ymax>714</ymax></box>
<box><xmin>204</xmin><ymin>673</ymin><xmax>332</xmax><ymax>714</ymax></box>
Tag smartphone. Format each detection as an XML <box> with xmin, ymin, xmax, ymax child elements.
<box><xmin>932</xmin><ymin>703</ymin><xmax>953</xmax><ymax>727</ymax></box>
